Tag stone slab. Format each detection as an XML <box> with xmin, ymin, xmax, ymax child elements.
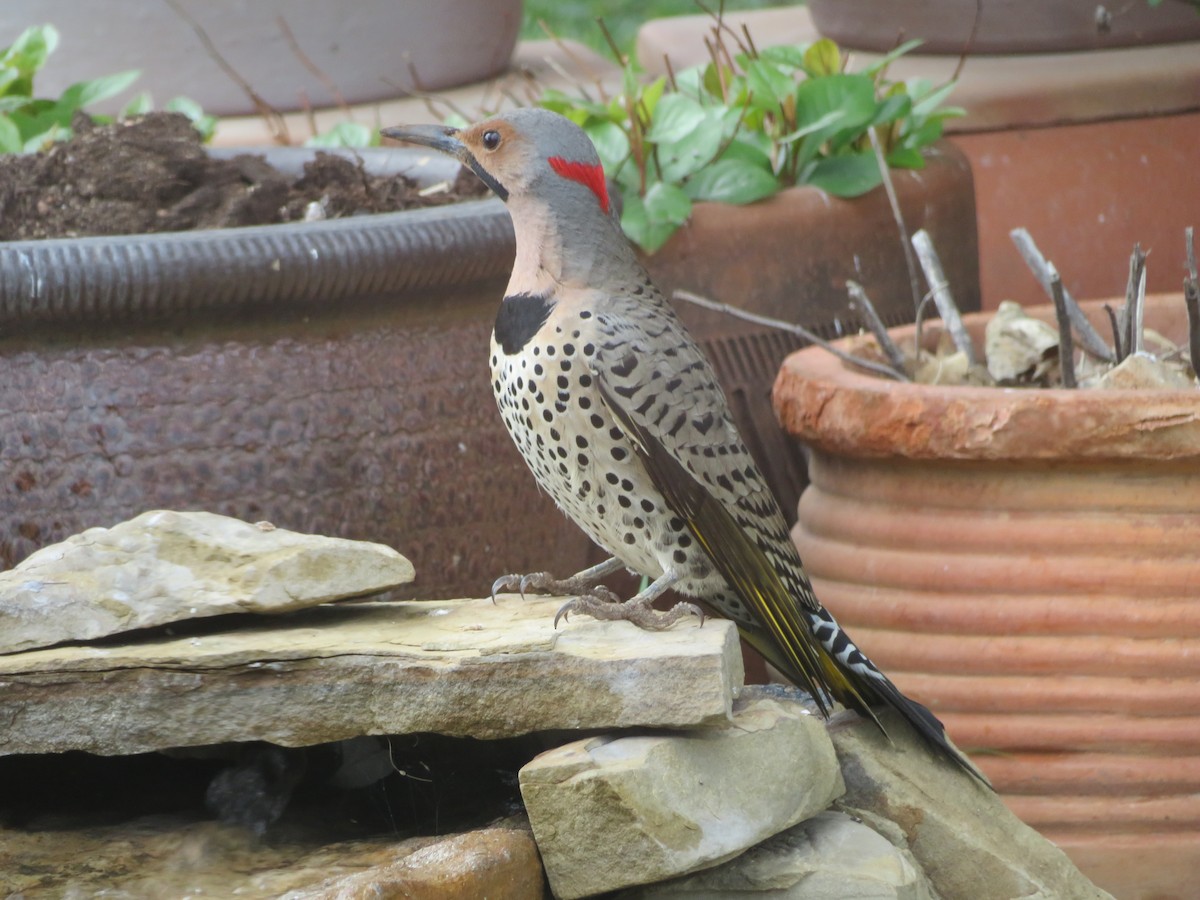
<box><xmin>0</xmin><ymin>510</ymin><xmax>415</xmax><ymax>655</ymax></box>
<box><xmin>626</xmin><ymin>810</ymin><xmax>936</xmax><ymax>899</ymax></box>
<box><xmin>520</xmin><ymin>690</ymin><xmax>844</xmax><ymax>899</ymax></box>
<box><xmin>830</xmin><ymin>708</ymin><xmax>1113</xmax><ymax>900</ymax></box>
<box><xmin>0</xmin><ymin>597</ymin><xmax>742</xmax><ymax>755</ymax></box>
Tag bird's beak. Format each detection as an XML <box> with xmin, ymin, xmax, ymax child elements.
<box><xmin>381</xmin><ymin>124</ymin><xmax>468</xmax><ymax>160</ymax></box>
<box><xmin>381</xmin><ymin>123</ymin><xmax>509</xmax><ymax>202</ymax></box>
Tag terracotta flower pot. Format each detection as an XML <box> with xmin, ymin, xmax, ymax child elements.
<box><xmin>772</xmin><ymin>293</ymin><xmax>1200</xmax><ymax>900</ymax></box>
<box><xmin>0</xmin><ymin>146</ymin><xmax>597</xmax><ymax>599</ymax></box>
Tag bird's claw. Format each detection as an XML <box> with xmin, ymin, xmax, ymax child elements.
<box><xmin>554</xmin><ymin>594</ymin><xmax>703</xmax><ymax>631</ymax></box>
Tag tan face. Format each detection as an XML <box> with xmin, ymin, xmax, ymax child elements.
<box><xmin>458</xmin><ymin>119</ymin><xmax>539</xmax><ymax>195</ymax></box>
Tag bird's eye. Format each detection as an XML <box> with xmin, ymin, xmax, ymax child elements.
<box><xmin>482</xmin><ymin>130</ymin><xmax>501</xmax><ymax>151</ymax></box>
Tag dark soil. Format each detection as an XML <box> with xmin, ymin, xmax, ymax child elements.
<box><xmin>0</xmin><ymin>112</ymin><xmax>489</xmax><ymax>241</ymax></box>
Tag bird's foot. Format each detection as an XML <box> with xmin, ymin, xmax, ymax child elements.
<box><xmin>490</xmin><ymin>557</ymin><xmax>626</xmax><ymax>602</ymax></box>
<box><xmin>554</xmin><ymin>593</ymin><xmax>704</xmax><ymax>631</ymax></box>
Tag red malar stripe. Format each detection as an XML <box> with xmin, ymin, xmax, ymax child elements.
<box><xmin>548</xmin><ymin>156</ymin><xmax>610</xmax><ymax>214</ymax></box>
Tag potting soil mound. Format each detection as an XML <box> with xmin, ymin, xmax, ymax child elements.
<box><xmin>0</xmin><ymin>112</ymin><xmax>488</xmax><ymax>241</ymax></box>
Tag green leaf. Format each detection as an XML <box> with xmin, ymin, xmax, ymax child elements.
<box><xmin>620</xmin><ymin>192</ymin><xmax>681</xmax><ymax>255</ymax></box>
<box><xmin>165</xmin><ymin>95</ymin><xmax>217</xmax><ymax>140</ymax></box>
<box><xmin>121</xmin><ymin>91</ymin><xmax>153</xmax><ymax>118</ymax></box>
<box><xmin>909</xmin><ymin>79</ymin><xmax>958</xmax><ymax>116</ymax></box>
<box><xmin>869</xmin><ymin>92</ymin><xmax>912</xmax><ymax>128</ymax></box>
<box><xmin>0</xmin><ymin>115</ymin><xmax>21</xmax><ymax>153</ymax></box>
<box><xmin>757</xmin><ymin>45</ymin><xmax>807</xmax><ymax>69</ymax></box>
<box><xmin>886</xmin><ymin>146</ymin><xmax>925</xmax><ymax>169</ymax></box>
<box><xmin>806</xmin><ymin>152</ymin><xmax>884</xmax><ymax>197</ymax></box>
<box><xmin>791</xmin><ymin>73</ymin><xmax>877</xmax><ymax>152</ymax></box>
<box><xmin>584</xmin><ymin>119</ymin><xmax>630</xmax><ymax>173</ymax></box>
<box><xmin>684</xmin><ymin>157</ymin><xmax>779</xmax><ymax>204</ymax></box>
<box><xmin>803</xmin><ymin>38</ymin><xmax>842</xmax><ymax>77</ymax></box>
<box><xmin>1</xmin><ymin>24</ymin><xmax>58</xmax><ymax>79</ymax></box>
<box><xmin>306</xmin><ymin>121</ymin><xmax>379</xmax><ymax>147</ymax></box>
<box><xmin>643</xmin><ymin>181</ymin><xmax>692</xmax><ymax>226</ymax></box>
<box><xmin>640</xmin><ymin>76</ymin><xmax>667</xmax><ymax>118</ymax></box>
<box><xmin>863</xmin><ymin>39</ymin><xmax>924</xmax><ymax>76</ymax></box>
<box><xmin>646</xmin><ymin>93</ymin><xmax>707</xmax><ymax>143</ymax></box>
<box><xmin>656</xmin><ymin>110</ymin><xmax>724</xmax><ymax>182</ymax></box>
<box><xmin>743</xmin><ymin>58</ymin><xmax>796</xmax><ymax>112</ymax></box>
<box><xmin>57</xmin><ymin>70</ymin><xmax>140</xmax><ymax>112</ymax></box>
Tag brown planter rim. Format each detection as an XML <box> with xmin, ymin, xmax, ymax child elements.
<box><xmin>0</xmin><ymin>147</ymin><xmax>514</xmax><ymax>328</ymax></box>
<box><xmin>807</xmin><ymin>0</ymin><xmax>1200</xmax><ymax>55</ymax></box>
<box><xmin>773</xmin><ymin>293</ymin><xmax>1200</xmax><ymax>461</ymax></box>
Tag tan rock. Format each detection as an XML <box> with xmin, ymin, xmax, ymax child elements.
<box><xmin>625</xmin><ymin>810</ymin><xmax>936</xmax><ymax>899</ymax></box>
<box><xmin>1091</xmin><ymin>352</ymin><xmax>1196</xmax><ymax>390</ymax></box>
<box><xmin>285</xmin><ymin>821</ymin><xmax>544</xmax><ymax>900</ymax></box>
<box><xmin>830</xmin><ymin>709</ymin><xmax>1113</xmax><ymax>900</ymax></box>
<box><xmin>0</xmin><ymin>510</ymin><xmax>415</xmax><ymax>655</ymax></box>
<box><xmin>0</xmin><ymin>597</ymin><xmax>741</xmax><ymax>755</ymax></box>
<box><xmin>0</xmin><ymin>815</ymin><xmax>541</xmax><ymax>899</ymax></box>
<box><xmin>520</xmin><ymin>691</ymin><xmax>844</xmax><ymax>899</ymax></box>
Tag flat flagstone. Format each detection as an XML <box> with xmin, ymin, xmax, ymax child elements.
<box><xmin>0</xmin><ymin>596</ymin><xmax>742</xmax><ymax>756</ymax></box>
<box><xmin>0</xmin><ymin>510</ymin><xmax>415</xmax><ymax>655</ymax></box>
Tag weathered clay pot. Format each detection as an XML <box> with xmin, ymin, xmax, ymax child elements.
<box><xmin>0</xmin><ymin>147</ymin><xmax>597</xmax><ymax>599</ymax></box>
<box><xmin>5</xmin><ymin>0</ymin><xmax>522</xmax><ymax>116</ymax></box>
<box><xmin>645</xmin><ymin>139</ymin><xmax>980</xmax><ymax>523</ymax></box>
<box><xmin>808</xmin><ymin>0</ymin><xmax>1200</xmax><ymax>54</ymax></box>
<box><xmin>772</xmin><ymin>293</ymin><xmax>1200</xmax><ymax>900</ymax></box>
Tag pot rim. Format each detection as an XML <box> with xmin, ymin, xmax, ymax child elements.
<box><xmin>772</xmin><ymin>293</ymin><xmax>1200</xmax><ymax>461</ymax></box>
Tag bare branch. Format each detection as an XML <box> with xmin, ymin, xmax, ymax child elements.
<box><xmin>164</xmin><ymin>0</ymin><xmax>290</xmax><ymax>144</ymax></box>
<box><xmin>1124</xmin><ymin>243</ymin><xmax>1148</xmax><ymax>357</ymax></box>
<box><xmin>277</xmin><ymin>15</ymin><xmax>350</xmax><ymax>112</ymax></box>
<box><xmin>1009</xmin><ymin>228</ymin><xmax>1113</xmax><ymax>360</ymax></box>
<box><xmin>847</xmin><ymin>280</ymin><xmax>908</xmax><ymax>374</ymax></box>
<box><xmin>1185</xmin><ymin>226</ymin><xmax>1200</xmax><ymax>376</ymax></box>
<box><xmin>1048</xmin><ymin>263</ymin><xmax>1076</xmax><ymax>388</ymax></box>
<box><xmin>868</xmin><ymin>127</ymin><xmax>922</xmax><ymax>313</ymax></box>
<box><xmin>1103</xmin><ymin>303</ymin><xmax>1125</xmax><ymax>362</ymax></box>
<box><xmin>673</xmin><ymin>289</ymin><xmax>909</xmax><ymax>381</ymax></box>
<box><xmin>912</xmin><ymin>229</ymin><xmax>980</xmax><ymax>366</ymax></box>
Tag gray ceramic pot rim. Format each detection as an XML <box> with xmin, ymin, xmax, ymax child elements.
<box><xmin>0</xmin><ymin>147</ymin><xmax>513</xmax><ymax>327</ymax></box>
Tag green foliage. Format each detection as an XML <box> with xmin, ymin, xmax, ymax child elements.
<box><xmin>305</xmin><ymin>121</ymin><xmax>381</xmax><ymax>149</ymax></box>
<box><xmin>539</xmin><ymin>30</ymin><xmax>963</xmax><ymax>252</ymax></box>
<box><xmin>0</xmin><ymin>24</ymin><xmax>212</xmax><ymax>153</ymax></box>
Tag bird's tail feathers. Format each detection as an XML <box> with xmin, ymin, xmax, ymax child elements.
<box><xmin>805</xmin><ymin>607</ymin><xmax>991</xmax><ymax>787</ymax></box>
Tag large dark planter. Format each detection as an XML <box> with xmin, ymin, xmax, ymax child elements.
<box><xmin>0</xmin><ymin>147</ymin><xmax>595</xmax><ymax>599</ymax></box>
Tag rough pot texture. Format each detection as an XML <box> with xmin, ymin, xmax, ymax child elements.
<box><xmin>0</xmin><ymin>147</ymin><xmax>594</xmax><ymax>599</ymax></box>
<box><xmin>772</xmin><ymin>294</ymin><xmax>1200</xmax><ymax>900</ymax></box>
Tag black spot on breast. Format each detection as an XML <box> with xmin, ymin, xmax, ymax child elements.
<box><xmin>494</xmin><ymin>293</ymin><xmax>554</xmax><ymax>355</ymax></box>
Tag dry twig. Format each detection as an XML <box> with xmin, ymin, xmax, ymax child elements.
<box><xmin>847</xmin><ymin>281</ymin><xmax>908</xmax><ymax>374</ymax></box>
<box><xmin>912</xmin><ymin>229</ymin><xmax>980</xmax><ymax>366</ymax></box>
<box><xmin>673</xmin><ymin>289</ymin><xmax>909</xmax><ymax>381</ymax></box>
<box><xmin>1047</xmin><ymin>263</ymin><xmax>1076</xmax><ymax>388</ymax></box>
<box><xmin>1009</xmin><ymin>228</ymin><xmax>1113</xmax><ymax>360</ymax></box>
<box><xmin>1123</xmin><ymin>244</ymin><xmax>1148</xmax><ymax>357</ymax></box>
<box><xmin>1184</xmin><ymin>226</ymin><xmax>1200</xmax><ymax>374</ymax></box>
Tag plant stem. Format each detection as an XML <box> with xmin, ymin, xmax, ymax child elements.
<box><xmin>1009</xmin><ymin>228</ymin><xmax>1113</xmax><ymax>361</ymax></box>
<box><xmin>1048</xmin><ymin>263</ymin><xmax>1076</xmax><ymax>388</ymax></box>
<box><xmin>869</xmin><ymin>127</ymin><xmax>922</xmax><ymax>314</ymax></box>
<box><xmin>1103</xmin><ymin>303</ymin><xmax>1125</xmax><ymax>362</ymax></box>
<box><xmin>847</xmin><ymin>280</ymin><xmax>908</xmax><ymax>374</ymax></box>
<box><xmin>672</xmin><ymin>289</ymin><xmax>910</xmax><ymax>381</ymax></box>
<box><xmin>911</xmin><ymin>229</ymin><xmax>980</xmax><ymax>366</ymax></box>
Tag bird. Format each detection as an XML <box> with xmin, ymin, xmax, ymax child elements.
<box><xmin>382</xmin><ymin>108</ymin><xmax>986</xmax><ymax>784</ymax></box>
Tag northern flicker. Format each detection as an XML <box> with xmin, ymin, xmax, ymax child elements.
<box><xmin>383</xmin><ymin>109</ymin><xmax>985</xmax><ymax>783</ymax></box>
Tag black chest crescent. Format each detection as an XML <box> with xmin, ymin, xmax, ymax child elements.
<box><xmin>494</xmin><ymin>292</ymin><xmax>554</xmax><ymax>354</ymax></box>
